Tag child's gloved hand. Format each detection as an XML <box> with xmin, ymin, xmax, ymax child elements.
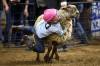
<box><xmin>59</xmin><ymin>28</ymin><xmax>67</xmax><ymax>37</ymax></box>
<box><xmin>63</xmin><ymin>28</ymin><xmax>68</xmax><ymax>35</ymax></box>
<box><xmin>63</xmin><ymin>27</ymin><xmax>67</xmax><ymax>33</ymax></box>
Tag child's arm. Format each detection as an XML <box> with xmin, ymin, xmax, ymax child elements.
<box><xmin>57</xmin><ymin>27</ymin><xmax>67</xmax><ymax>36</ymax></box>
<box><xmin>54</xmin><ymin>23</ymin><xmax>67</xmax><ymax>36</ymax></box>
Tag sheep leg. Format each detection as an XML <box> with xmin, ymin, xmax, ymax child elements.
<box><xmin>49</xmin><ymin>43</ymin><xmax>58</xmax><ymax>61</ymax></box>
<box><xmin>36</xmin><ymin>52</ymin><xmax>41</xmax><ymax>62</ymax></box>
<box><xmin>54</xmin><ymin>47</ymin><xmax>59</xmax><ymax>61</ymax></box>
<box><xmin>44</xmin><ymin>46</ymin><xmax>52</xmax><ymax>62</ymax></box>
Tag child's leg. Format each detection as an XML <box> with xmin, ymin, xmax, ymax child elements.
<box><xmin>12</xmin><ymin>25</ymin><xmax>35</xmax><ymax>35</ymax></box>
<box><xmin>22</xmin><ymin>26</ymin><xmax>35</xmax><ymax>35</ymax></box>
<box><xmin>33</xmin><ymin>34</ymin><xmax>45</xmax><ymax>53</ymax></box>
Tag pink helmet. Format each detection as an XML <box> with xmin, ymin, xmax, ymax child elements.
<box><xmin>43</xmin><ymin>9</ymin><xmax>57</xmax><ymax>23</ymax></box>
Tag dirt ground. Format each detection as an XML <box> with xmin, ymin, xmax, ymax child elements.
<box><xmin>0</xmin><ymin>41</ymin><xmax>100</xmax><ymax>66</ymax></box>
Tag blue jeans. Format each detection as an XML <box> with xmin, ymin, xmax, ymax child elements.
<box><xmin>73</xmin><ymin>18</ymin><xmax>88</xmax><ymax>43</ymax></box>
<box><xmin>0</xmin><ymin>11</ymin><xmax>3</xmax><ymax>41</ymax></box>
<box><xmin>3</xmin><ymin>8</ymin><xmax>12</xmax><ymax>43</ymax></box>
<box><xmin>12</xmin><ymin>25</ymin><xmax>35</xmax><ymax>35</ymax></box>
<box><xmin>33</xmin><ymin>34</ymin><xmax>45</xmax><ymax>53</ymax></box>
<box><xmin>3</xmin><ymin>4</ymin><xmax>24</xmax><ymax>44</ymax></box>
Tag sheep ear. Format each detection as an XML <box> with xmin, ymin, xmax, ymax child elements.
<box><xmin>60</xmin><ymin>1</ymin><xmax>67</xmax><ymax>8</ymax></box>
